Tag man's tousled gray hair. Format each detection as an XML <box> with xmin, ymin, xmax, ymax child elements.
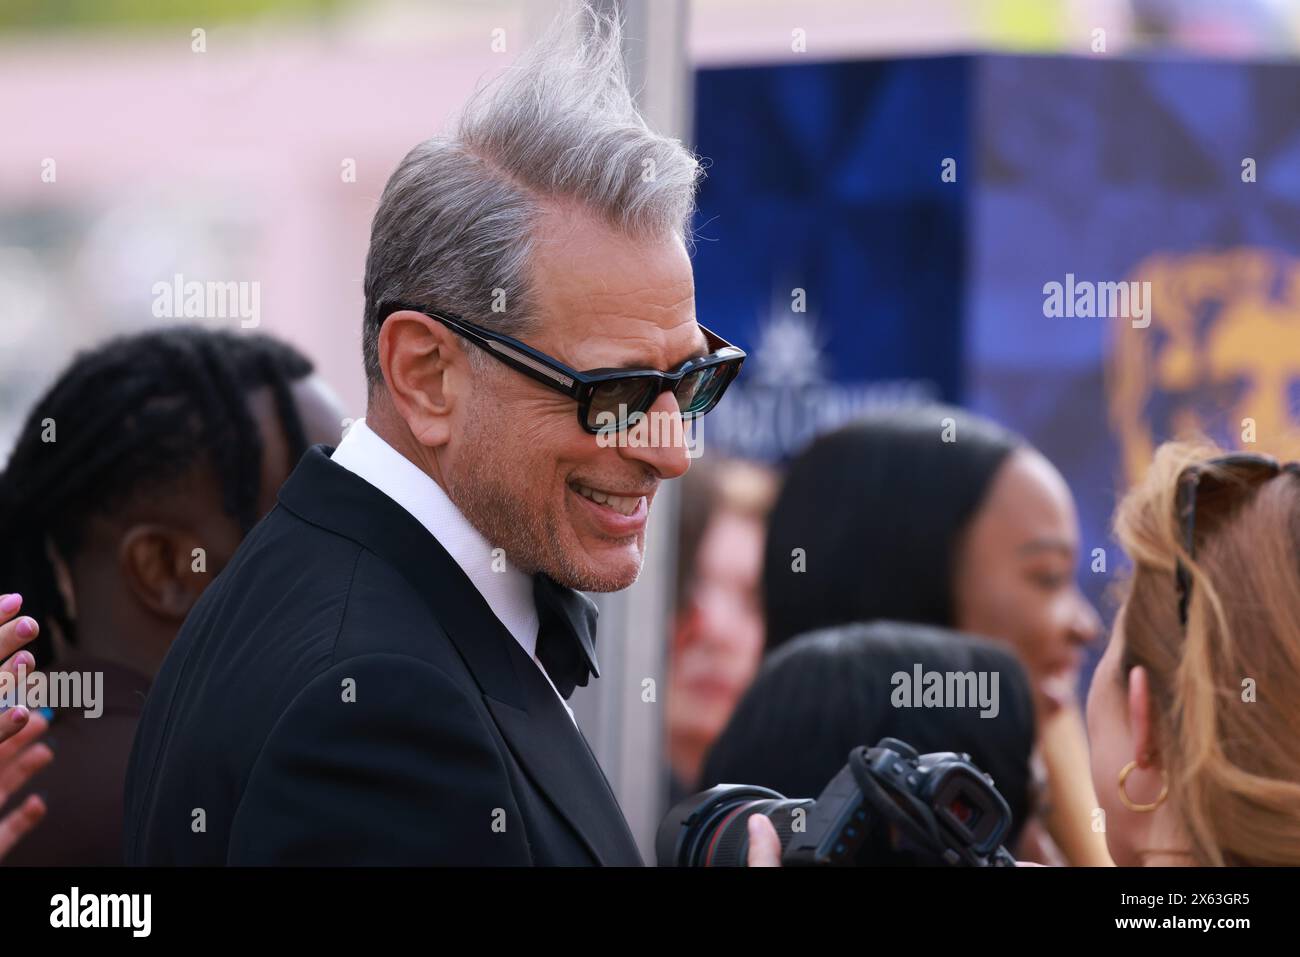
<box><xmin>361</xmin><ymin>3</ymin><xmax>703</xmax><ymax>388</ymax></box>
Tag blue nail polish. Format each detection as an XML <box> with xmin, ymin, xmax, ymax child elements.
<box><xmin>37</xmin><ymin>707</ymin><xmax>55</xmax><ymax>723</ymax></box>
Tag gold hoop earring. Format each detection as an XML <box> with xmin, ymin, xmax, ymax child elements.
<box><xmin>1118</xmin><ymin>760</ymin><xmax>1168</xmax><ymax>812</ymax></box>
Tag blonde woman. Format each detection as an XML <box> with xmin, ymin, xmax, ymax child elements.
<box><xmin>1087</xmin><ymin>442</ymin><xmax>1300</xmax><ymax>866</ymax></box>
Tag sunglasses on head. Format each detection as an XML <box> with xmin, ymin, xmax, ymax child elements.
<box><xmin>1173</xmin><ymin>452</ymin><xmax>1300</xmax><ymax>627</ymax></box>
<box><xmin>377</xmin><ymin>302</ymin><xmax>745</xmax><ymax>435</ymax></box>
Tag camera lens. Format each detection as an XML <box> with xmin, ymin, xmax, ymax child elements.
<box><xmin>657</xmin><ymin>784</ymin><xmax>812</xmax><ymax>867</ymax></box>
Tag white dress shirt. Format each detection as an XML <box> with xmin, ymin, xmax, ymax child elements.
<box><xmin>330</xmin><ymin>419</ymin><xmax>576</xmax><ymax>724</ymax></box>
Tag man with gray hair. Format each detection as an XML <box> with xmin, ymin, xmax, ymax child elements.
<box><xmin>124</xmin><ymin>5</ymin><xmax>751</xmax><ymax>865</ymax></box>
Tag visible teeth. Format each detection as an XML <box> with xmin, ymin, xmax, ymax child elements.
<box><xmin>573</xmin><ymin>483</ymin><xmax>640</xmax><ymax>517</ymax></box>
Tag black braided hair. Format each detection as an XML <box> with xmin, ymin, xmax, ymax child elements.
<box><xmin>0</xmin><ymin>326</ymin><xmax>315</xmax><ymax>664</ymax></box>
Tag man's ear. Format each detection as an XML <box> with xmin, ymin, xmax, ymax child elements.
<box><xmin>1127</xmin><ymin>665</ymin><xmax>1158</xmax><ymax>768</ymax></box>
<box><xmin>119</xmin><ymin>524</ymin><xmax>206</xmax><ymax>621</ymax></box>
<box><xmin>378</xmin><ymin>309</ymin><xmax>465</xmax><ymax>447</ymax></box>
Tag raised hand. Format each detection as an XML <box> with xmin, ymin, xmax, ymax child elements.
<box><xmin>0</xmin><ymin>594</ymin><xmax>54</xmax><ymax>860</ymax></box>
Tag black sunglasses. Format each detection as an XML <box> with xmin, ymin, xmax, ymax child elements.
<box><xmin>378</xmin><ymin>302</ymin><xmax>745</xmax><ymax>435</ymax></box>
<box><xmin>1173</xmin><ymin>453</ymin><xmax>1300</xmax><ymax>626</ymax></box>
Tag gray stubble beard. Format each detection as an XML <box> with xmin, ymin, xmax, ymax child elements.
<box><xmin>448</xmin><ymin>399</ymin><xmax>643</xmax><ymax>594</ymax></box>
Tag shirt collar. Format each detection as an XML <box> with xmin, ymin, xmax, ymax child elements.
<box><xmin>330</xmin><ymin>419</ymin><xmax>541</xmax><ymax>657</ymax></box>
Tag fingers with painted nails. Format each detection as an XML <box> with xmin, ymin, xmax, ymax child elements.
<box><xmin>0</xmin><ymin>593</ymin><xmax>53</xmax><ymax>860</ymax></box>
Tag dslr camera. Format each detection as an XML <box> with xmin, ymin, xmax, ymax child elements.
<box><xmin>657</xmin><ymin>737</ymin><xmax>1018</xmax><ymax>867</ymax></box>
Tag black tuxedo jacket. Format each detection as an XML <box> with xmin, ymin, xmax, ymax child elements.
<box><xmin>123</xmin><ymin>447</ymin><xmax>643</xmax><ymax>865</ymax></box>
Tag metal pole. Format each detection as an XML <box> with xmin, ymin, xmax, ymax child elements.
<box><xmin>567</xmin><ymin>0</ymin><xmax>692</xmax><ymax>863</ymax></box>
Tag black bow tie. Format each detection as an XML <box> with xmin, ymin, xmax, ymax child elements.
<box><xmin>532</xmin><ymin>573</ymin><xmax>600</xmax><ymax>700</ymax></box>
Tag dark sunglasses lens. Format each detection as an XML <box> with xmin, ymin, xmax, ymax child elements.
<box><xmin>1227</xmin><ymin>459</ymin><xmax>1279</xmax><ymax>484</ymax></box>
<box><xmin>1179</xmin><ymin>456</ymin><xmax>1280</xmax><ymax>552</ymax></box>
<box><xmin>587</xmin><ymin>377</ymin><xmax>659</xmax><ymax>430</ymax></box>
<box><xmin>677</xmin><ymin>362</ymin><xmax>734</xmax><ymax>417</ymax></box>
<box><xmin>1194</xmin><ymin>458</ymin><xmax>1279</xmax><ymax>503</ymax></box>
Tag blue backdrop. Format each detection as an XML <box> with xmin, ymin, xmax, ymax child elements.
<box><xmin>692</xmin><ymin>52</ymin><xmax>1300</xmax><ymax>669</ymax></box>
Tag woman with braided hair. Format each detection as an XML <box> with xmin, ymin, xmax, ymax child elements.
<box><xmin>0</xmin><ymin>326</ymin><xmax>343</xmax><ymax>864</ymax></box>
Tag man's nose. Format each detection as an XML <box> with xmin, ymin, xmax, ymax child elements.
<box><xmin>616</xmin><ymin>390</ymin><xmax>691</xmax><ymax>479</ymax></box>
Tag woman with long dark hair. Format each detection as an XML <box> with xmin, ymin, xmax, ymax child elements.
<box><xmin>758</xmin><ymin>404</ymin><xmax>1106</xmax><ymax>864</ymax></box>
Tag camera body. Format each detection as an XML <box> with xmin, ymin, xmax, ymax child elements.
<box><xmin>657</xmin><ymin>737</ymin><xmax>1018</xmax><ymax>867</ymax></box>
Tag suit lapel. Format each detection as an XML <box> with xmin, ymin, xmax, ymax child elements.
<box><xmin>279</xmin><ymin>446</ymin><xmax>642</xmax><ymax>865</ymax></box>
<box><xmin>482</xmin><ymin>642</ymin><xmax>642</xmax><ymax>865</ymax></box>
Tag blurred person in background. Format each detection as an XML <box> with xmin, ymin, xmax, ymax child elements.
<box><xmin>761</xmin><ymin>405</ymin><xmax>1108</xmax><ymax>865</ymax></box>
<box><xmin>0</xmin><ymin>595</ymin><xmax>53</xmax><ymax>862</ymax></box>
<box><xmin>666</xmin><ymin>457</ymin><xmax>776</xmax><ymax>803</ymax></box>
<box><xmin>701</xmin><ymin>620</ymin><xmax>1038</xmax><ymax>861</ymax></box>
<box><xmin>0</xmin><ymin>327</ymin><xmax>342</xmax><ymax>864</ymax></box>
<box><xmin>1089</xmin><ymin>441</ymin><xmax>1300</xmax><ymax>866</ymax></box>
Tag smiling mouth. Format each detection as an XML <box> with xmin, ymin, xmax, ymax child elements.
<box><xmin>569</xmin><ymin>481</ymin><xmax>645</xmax><ymax>517</ymax></box>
